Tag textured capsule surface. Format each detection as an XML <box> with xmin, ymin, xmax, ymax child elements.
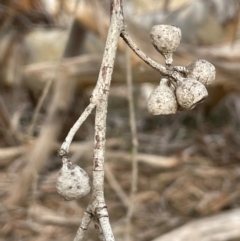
<box><xmin>187</xmin><ymin>59</ymin><xmax>216</xmax><ymax>86</ymax></box>
<box><xmin>176</xmin><ymin>78</ymin><xmax>208</xmax><ymax>110</ymax></box>
<box><xmin>147</xmin><ymin>80</ymin><xmax>177</xmax><ymax>115</ymax></box>
<box><xmin>150</xmin><ymin>25</ymin><xmax>181</xmax><ymax>64</ymax></box>
<box><xmin>56</xmin><ymin>161</ymin><xmax>91</xmax><ymax>201</ymax></box>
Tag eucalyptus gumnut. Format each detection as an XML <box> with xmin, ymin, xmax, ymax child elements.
<box><xmin>176</xmin><ymin>78</ymin><xmax>208</xmax><ymax>110</ymax></box>
<box><xmin>186</xmin><ymin>59</ymin><xmax>216</xmax><ymax>86</ymax></box>
<box><xmin>150</xmin><ymin>25</ymin><xmax>181</xmax><ymax>65</ymax></box>
<box><xmin>147</xmin><ymin>78</ymin><xmax>177</xmax><ymax>115</ymax></box>
<box><xmin>56</xmin><ymin>158</ymin><xmax>91</xmax><ymax>201</ymax></box>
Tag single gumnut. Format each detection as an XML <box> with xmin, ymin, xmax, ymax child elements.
<box><xmin>176</xmin><ymin>78</ymin><xmax>208</xmax><ymax>110</ymax></box>
<box><xmin>150</xmin><ymin>25</ymin><xmax>181</xmax><ymax>65</ymax></box>
<box><xmin>56</xmin><ymin>160</ymin><xmax>91</xmax><ymax>201</ymax></box>
<box><xmin>147</xmin><ymin>78</ymin><xmax>177</xmax><ymax>115</ymax></box>
<box><xmin>186</xmin><ymin>59</ymin><xmax>216</xmax><ymax>86</ymax></box>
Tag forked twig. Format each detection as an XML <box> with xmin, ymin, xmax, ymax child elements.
<box><xmin>68</xmin><ymin>1</ymin><xmax>124</xmax><ymax>240</ymax></box>
<box><xmin>58</xmin><ymin>0</ymin><xmax>216</xmax><ymax>240</ymax></box>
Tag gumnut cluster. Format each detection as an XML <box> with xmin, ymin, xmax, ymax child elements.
<box><xmin>147</xmin><ymin>25</ymin><xmax>216</xmax><ymax>115</ymax></box>
<box><xmin>56</xmin><ymin>154</ymin><xmax>91</xmax><ymax>201</ymax></box>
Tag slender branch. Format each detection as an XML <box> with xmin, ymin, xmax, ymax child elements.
<box><xmin>73</xmin><ymin>211</ymin><xmax>92</xmax><ymax>241</ymax></box>
<box><xmin>120</xmin><ymin>30</ymin><xmax>167</xmax><ymax>74</ymax></box>
<box><xmin>60</xmin><ymin>102</ymin><xmax>95</xmax><ymax>153</ymax></box>
<box><xmin>73</xmin><ymin>1</ymin><xmax>124</xmax><ymax>240</ymax></box>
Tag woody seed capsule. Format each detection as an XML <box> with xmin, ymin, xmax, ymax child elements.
<box><xmin>186</xmin><ymin>59</ymin><xmax>216</xmax><ymax>86</ymax></box>
<box><xmin>147</xmin><ymin>78</ymin><xmax>177</xmax><ymax>115</ymax></box>
<box><xmin>56</xmin><ymin>160</ymin><xmax>91</xmax><ymax>201</ymax></box>
<box><xmin>176</xmin><ymin>78</ymin><xmax>208</xmax><ymax>110</ymax></box>
<box><xmin>150</xmin><ymin>25</ymin><xmax>181</xmax><ymax>65</ymax></box>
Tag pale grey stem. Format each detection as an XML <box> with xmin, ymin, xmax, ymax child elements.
<box><xmin>98</xmin><ymin>215</ymin><xmax>115</xmax><ymax>241</ymax></box>
<box><xmin>120</xmin><ymin>30</ymin><xmax>168</xmax><ymax>74</ymax></box>
<box><xmin>90</xmin><ymin>0</ymin><xmax>124</xmax><ymax>239</ymax></box>
<box><xmin>90</xmin><ymin>2</ymin><xmax>124</xmax><ymax>238</ymax></box>
<box><xmin>61</xmin><ymin>103</ymin><xmax>95</xmax><ymax>153</ymax></box>
<box><xmin>73</xmin><ymin>0</ymin><xmax>124</xmax><ymax>240</ymax></box>
<box><xmin>173</xmin><ymin>66</ymin><xmax>187</xmax><ymax>74</ymax></box>
<box><xmin>73</xmin><ymin>211</ymin><xmax>92</xmax><ymax>241</ymax></box>
<box><xmin>124</xmin><ymin>47</ymin><xmax>139</xmax><ymax>241</ymax></box>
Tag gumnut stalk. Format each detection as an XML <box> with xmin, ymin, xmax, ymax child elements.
<box><xmin>186</xmin><ymin>59</ymin><xmax>216</xmax><ymax>86</ymax></box>
<box><xmin>147</xmin><ymin>78</ymin><xmax>177</xmax><ymax>115</ymax></box>
<box><xmin>176</xmin><ymin>78</ymin><xmax>208</xmax><ymax>110</ymax></box>
<box><xmin>150</xmin><ymin>25</ymin><xmax>181</xmax><ymax>65</ymax></box>
<box><xmin>56</xmin><ymin>156</ymin><xmax>91</xmax><ymax>201</ymax></box>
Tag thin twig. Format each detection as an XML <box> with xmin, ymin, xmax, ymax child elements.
<box><xmin>73</xmin><ymin>211</ymin><xmax>93</xmax><ymax>241</ymax></box>
<box><xmin>60</xmin><ymin>103</ymin><xmax>95</xmax><ymax>153</ymax></box>
<box><xmin>73</xmin><ymin>1</ymin><xmax>124</xmax><ymax>240</ymax></box>
<box><xmin>124</xmin><ymin>47</ymin><xmax>139</xmax><ymax>241</ymax></box>
<box><xmin>120</xmin><ymin>30</ymin><xmax>167</xmax><ymax>74</ymax></box>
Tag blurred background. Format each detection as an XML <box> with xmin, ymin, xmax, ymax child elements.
<box><xmin>0</xmin><ymin>0</ymin><xmax>240</xmax><ymax>240</ymax></box>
